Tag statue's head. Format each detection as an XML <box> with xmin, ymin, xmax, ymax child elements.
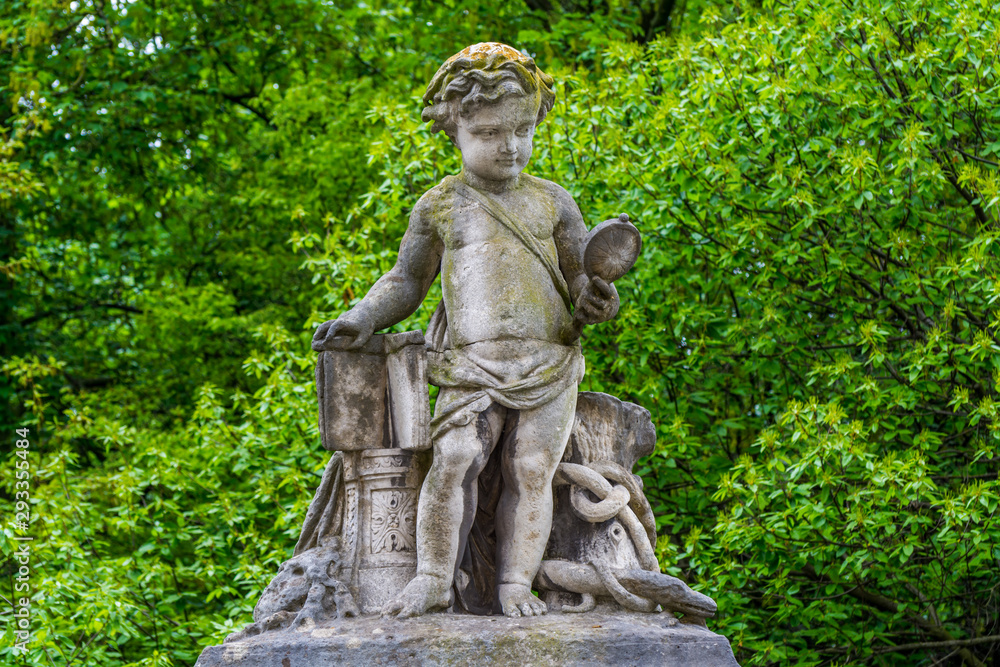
<box><xmin>423</xmin><ymin>43</ymin><xmax>556</xmax><ymax>140</ymax></box>
<box><xmin>423</xmin><ymin>43</ymin><xmax>556</xmax><ymax>183</ymax></box>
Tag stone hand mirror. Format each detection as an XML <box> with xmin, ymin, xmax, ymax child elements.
<box><xmin>583</xmin><ymin>213</ymin><xmax>641</xmax><ymax>283</ymax></box>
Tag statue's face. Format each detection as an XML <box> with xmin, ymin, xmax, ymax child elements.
<box><xmin>454</xmin><ymin>93</ymin><xmax>539</xmax><ymax>183</ymax></box>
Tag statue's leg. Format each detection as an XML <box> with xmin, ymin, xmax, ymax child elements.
<box><xmin>382</xmin><ymin>393</ymin><xmax>505</xmax><ymax>618</ymax></box>
<box><xmin>495</xmin><ymin>385</ymin><xmax>578</xmax><ymax>617</ymax></box>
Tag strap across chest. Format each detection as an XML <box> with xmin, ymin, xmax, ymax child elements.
<box><xmin>447</xmin><ymin>176</ymin><xmax>573</xmax><ymax>313</ymax></box>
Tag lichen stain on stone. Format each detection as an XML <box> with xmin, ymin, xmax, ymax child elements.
<box><xmin>221</xmin><ymin>643</ymin><xmax>250</xmax><ymax>663</ymax></box>
<box><xmin>311</xmin><ymin>628</ymin><xmax>338</xmax><ymax>638</ymax></box>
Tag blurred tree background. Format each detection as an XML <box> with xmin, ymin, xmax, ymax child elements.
<box><xmin>2</xmin><ymin>0</ymin><xmax>998</xmax><ymax>664</ymax></box>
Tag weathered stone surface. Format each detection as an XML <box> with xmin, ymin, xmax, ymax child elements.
<box><xmin>385</xmin><ymin>339</ymin><xmax>431</xmax><ymax>451</ymax></box>
<box><xmin>582</xmin><ymin>214</ymin><xmax>641</xmax><ymax>284</ymax></box>
<box><xmin>316</xmin><ymin>331</ymin><xmax>428</xmax><ymax>452</ymax></box>
<box><xmin>196</xmin><ymin>611</ymin><xmax>740</xmax><ymax>667</ymax></box>
<box><xmin>316</xmin><ymin>345</ymin><xmax>387</xmax><ymax>451</ymax></box>
<box><xmin>353</xmin><ymin>449</ymin><xmax>427</xmax><ymax>613</ymax></box>
<box><xmin>533</xmin><ymin>392</ymin><xmax>716</xmax><ymax>622</ymax></box>
<box><xmin>308</xmin><ymin>43</ymin><xmax>638</xmax><ymax>620</ymax></box>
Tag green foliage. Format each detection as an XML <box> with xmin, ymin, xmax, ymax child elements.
<box><xmin>2</xmin><ymin>330</ymin><xmax>322</xmax><ymax>664</ymax></box>
<box><xmin>589</xmin><ymin>1</ymin><xmax>999</xmax><ymax>663</ymax></box>
<box><xmin>361</xmin><ymin>0</ymin><xmax>1000</xmax><ymax>663</ymax></box>
<box><xmin>2</xmin><ymin>0</ymin><xmax>998</xmax><ymax>665</ymax></box>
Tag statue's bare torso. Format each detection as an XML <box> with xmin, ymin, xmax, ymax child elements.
<box><xmin>430</xmin><ymin>175</ymin><xmax>575</xmax><ymax>347</ymax></box>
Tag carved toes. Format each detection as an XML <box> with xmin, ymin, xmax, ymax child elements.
<box><xmin>498</xmin><ymin>583</ymin><xmax>546</xmax><ymax>618</ymax></box>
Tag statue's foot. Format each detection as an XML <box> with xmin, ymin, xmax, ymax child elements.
<box><xmin>381</xmin><ymin>574</ymin><xmax>452</xmax><ymax>618</ymax></box>
<box><xmin>499</xmin><ymin>583</ymin><xmax>547</xmax><ymax>618</ymax></box>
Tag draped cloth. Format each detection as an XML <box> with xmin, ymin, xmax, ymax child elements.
<box><xmin>425</xmin><ymin>304</ymin><xmax>584</xmax><ymax>442</ymax></box>
<box><xmin>426</xmin><ymin>176</ymin><xmax>584</xmax><ymax>436</ymax></box>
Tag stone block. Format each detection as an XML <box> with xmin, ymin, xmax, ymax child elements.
<box><xmin>316</xmin><ymin>331</ymin><xmax>429</xmax><ymax>451</ymax></box>
<box><xmin>195</xmin><ymin>611</ymin><xmax>740</xmax><ymax>666</ymax></box>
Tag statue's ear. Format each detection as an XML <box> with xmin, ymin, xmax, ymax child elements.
<box><xmin>421</xmin><ymin>101</ymin><xmax>456</xmax><ymax>142</ymax></box>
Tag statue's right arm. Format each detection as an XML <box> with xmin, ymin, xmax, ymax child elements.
<box><xmin>312</xmin><ymin>197</ymin><xmax>444</xmax><ymax>351</ymax></box>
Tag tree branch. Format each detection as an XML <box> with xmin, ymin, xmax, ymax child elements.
<box><xmin>800</xmin><ymin>565</ymin><xmax>989</xmax><ymax>667</ymax></box>
<box><xmin>19</xmin><ymin>303</ymin><xmax>145</xmax><ymax>327</ymax></box>
<box><xmin>874</xmin><ymin>635</ymin><xmax>1000</xmax><ymax>654</ymax></box>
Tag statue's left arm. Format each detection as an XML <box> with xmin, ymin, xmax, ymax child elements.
<box><xmin>550</xmin><ymin>184</ymin><xmax>620</xmax><ymax>325</ymax></box>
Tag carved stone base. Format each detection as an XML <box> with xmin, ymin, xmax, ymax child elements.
<box><xmin>194</xmin><ymin>611</ymin><xmax>740</xmax><ymax>666</ymax></box>
<box><xmin>348</xmin><ymin>449</ymin><xmax>425</xmax><ymax>613</ymax></box>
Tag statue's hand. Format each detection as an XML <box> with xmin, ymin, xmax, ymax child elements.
<box><xmin>575</xmin><ymin>277</ymin><xmax>620</xmax><ymax>325</ymax></box>
<box><xmin>311</xmin><ymin>311</ymin><xmax>375</xmax><ymax>351</ymax></box>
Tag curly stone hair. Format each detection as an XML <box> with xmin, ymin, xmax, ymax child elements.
<box><xmin>422</xmin><ymin>42</ymin><xmax>556</xmax><ymax>142</ymax></box>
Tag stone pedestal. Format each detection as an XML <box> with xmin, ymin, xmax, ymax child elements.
<box><xmin>314</xmin><ymin>331</ymin><xmax>431</xmax><ymax>613</ymax></box>
<box><xmin>349</xmin><ymin>449</ymin><xmax>424</xmax><ymax>613</ymax></box>
<box><xmin>195</xmin><ymin>611</ymin><xmax>740</xmax><ymax>667</ymax></box>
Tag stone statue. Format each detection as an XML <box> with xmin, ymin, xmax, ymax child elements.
<box><xmin>196</xmin><ymin>42</ymin><xmax>737</xmax><ymax>667</ymax></box>
<box><xmin>312</xmin><ymin>42</ymin><xmax>620</xmax><ymax>619</ymax></box>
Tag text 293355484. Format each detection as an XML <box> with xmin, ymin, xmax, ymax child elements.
<box><xmin>12</xmin><ymin>426</ymin><xmax>33</xmax><ymax>655</ymax></box>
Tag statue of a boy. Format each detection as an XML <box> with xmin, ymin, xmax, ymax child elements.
<box><xmin>312</xmin><ymin>43</ymin><xmax>618</xmax><ymax>618</ymax></box>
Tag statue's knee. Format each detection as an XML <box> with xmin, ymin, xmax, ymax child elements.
<box><xmin>508</xmin><ymin>452</ymin><xmax>559</xmax><ymax>490</ymax></box>
<box><xmin>431</xmin><ymin>445</ymin><xmax>482</xmax><ymax>483</ymax></box>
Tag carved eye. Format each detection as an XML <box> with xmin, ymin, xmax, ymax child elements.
<box><xmin>610</xmin><ymin>525</ymin><xmax>625</xmax><ymax>542</ymax></box>
<box><xmin>291</xmin><ymin>566</ymin><xmax>305</xmax><ymax>576</ymax></box>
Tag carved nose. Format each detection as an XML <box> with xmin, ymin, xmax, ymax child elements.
<box><xmin>501</xmin><ymin>134</ymin><xmax>516</xmax><ymax>154</ymax></box>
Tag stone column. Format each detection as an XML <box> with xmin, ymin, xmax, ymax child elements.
<box><xmin>356</xmin><ymin>449</ymin><xmax>424</xmax><ymax>612</ymax></box>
